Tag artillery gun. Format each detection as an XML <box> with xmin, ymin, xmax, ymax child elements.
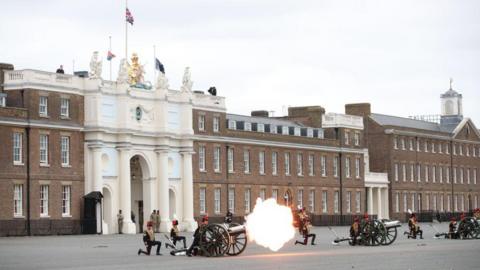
<box><xmin>331</xmin><ymin>219</ymin><xmax>401</xmax><ymax>246</ymax></box>
<box><xmin>170</xmin><ymin>220</ymin><xmax>248</xmax><ymax>257</ymax></box>
<box><xmin>433</xmin><ymin>216</ymin><xmax>480</xmax><ymax>240</ymax></box>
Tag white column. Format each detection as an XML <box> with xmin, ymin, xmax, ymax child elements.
<box><xmin>118</xmin><ymin>146</ymin><xmax>136</xmax><ymax>234</ymax></box>
<box><xmin>377</xmin><ymin>187</ymin><xmax>382</xmax><ymax>219</ymax></box>
<box><xmin>156</xmin><ymin>148</ymin><xmax>170</xmax><ymax>232</ymax></box>
<box><xmin>368</xmin><ymin>187</ymin><xmax>373</xmax><ymax>215</ymax></box>
<box><xmin>383</xmin><ymin>187</ymin><xmax>389</xmax><ymax>219</ymax></box>
<box><xmin>91</xmin><ymin>147</ymin><xmax>103</xmax><ymax>192</ymax></box>
<box><xmin>182</xmin><ymin>151</ymin><xmax>196</xmax><ymax>231</ymax></box>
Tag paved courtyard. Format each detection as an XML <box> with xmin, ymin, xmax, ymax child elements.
<box><xmin>1</xmin><ymin>222</ymin><xmax>479</xmax><ymax>270</ymax></box>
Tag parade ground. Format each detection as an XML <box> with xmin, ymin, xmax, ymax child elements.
<box><xmin>1</xmin><ymin>222</ymin><xmax>479</xmax><ymax>270</ymax></box>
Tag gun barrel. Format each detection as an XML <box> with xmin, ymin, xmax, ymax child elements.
<box><xmin>228</xmin><ymin>225</ymin><xmax>246</xmax><ymax>234</ymax></box>
<box><xmin>383</xmin><ymin>220</ymin><xmax>401</xmax><ymax>228</ymax></box>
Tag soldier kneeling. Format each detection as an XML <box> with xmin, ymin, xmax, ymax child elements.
<box><xmin>138</xmin><ymin>221</ymin><xmax>162</xmax><ymax>255</ymax></box>
<box><xmin>350</xmin><ymin>217</ymin><xmax>361</xmax><ymax>245</ymax></box>
<box><xmin>407</xmin><ymin>213</ymin><xmax>423</xmax><ymax>239</ymax></box>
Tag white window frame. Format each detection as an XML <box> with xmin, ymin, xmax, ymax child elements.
<box><xmin>297</xmin><ymin>189</ymin><xmax>303</xmax><ymax>209</ymax></box>
<box><xmin>213</xmin><ymin>146</ymin><xmax>221</xmax><ymax>172</ymax></box>
<box><xmin>345</xmin><ymin>157</ymin><xmax>351</xmax><ymax>178</ymax></box>
<box><xmin>446</xmin><ymin>167</ymin><xmax>450</xmax><ymax>183</ymax></box>
<box><xmin>307</xmin><ymin>128</ymin><xmax>313</xmax><ymax>138</ymax></box>
<box><xmin>354</xmin><ymin>132</ymin><xmax>360</xmax><ymax>146</ymax></box>
<box><xmin>244</xmin><ymin>122</ymin><xmax>252</xmax><ymax>131</ymax></box>
<box><xmin>395</xmin><ymin>192</ymin><xmax>400</xmax><ymax>213</ymax></box>
<box><xmin>39</xmin><ymin>96</ymin><xmax>48</xmax><ymax>116</ymax></box>
<box><xmin>460</xmin><ymin>168</ymin><xmax>464</xmax><ymax>184</ymax></box>
<box><xmin>417</xmin><ymin>164</ymin><xmax>421</xmax><ymax>182</ymax></box>
<box><xmin>244</xmin><ymin>150</ymin><xmax>250</xmax><ymax>173</ymax></box>
<box><xmin>333</xmin><ymin>156</ymin><xmax>339</xmax><ymax>178</ymax></box>
<box><xmin>402</xmin><ymin>163</ymin><xmax>406</xmax><ymax>182</ymax></box>
<box><xmin>355</xmin><ymin>157</ymin><xmax>360</xmax><ymax>179</ymax></box>
<box><xmin>410</xmin><ymin>164</ymin><xmax>414</xmax><ymax>182</ymax></box>
<box><xmin>199</xmin><ymin>146</ymin><xmax>206</xmax><ymax>171</ymax></box>
<box><xmin>401</xmin><ymin>138</ymin><xmax>406</xmax><ymax>150</ymax></box>
<box><xmin>409</xmin><ymin>138</ymin><xmax>414</xmax><ymax>150</ymax></box>
<box><xmin>60</xmin><ymin>98</ymin><xmax>70</xmax><ymax>118</ymax></box>
<box><xmin>321</xmin><ymin>156</ymin><xmax>326</xmax><ymax>177</ymax></box>
<box><xmin>39</xmin><ymin>134</ymin><xmax>49</xmax><ymax>165</ymax></box>
<box><xmin>257</xmin><ymin>123</ymin><xmax>265</xmax><ymax>133</ymax></box>
<box><xmin>272</xmin><ymin>189</ymin><xmax>278</xmax><ymax>201</ymax></box>
<box><xmin>259</xmin><ymin>188</ymin><xmax>266</xmax><ymax>201</ymax></box>
<box><xmin>244</xmin><ymin>188</ymin><xmax>251</xmax><ymax>213</ymax></box>
<box><xmin>272</xmin><ymin>152</ymin><xmax>277</xmax><ymax>175</ymax></box>
<box><xmin>62</xmin><ymin>185</ymin><xmax>71</xmax><ymax>216</ymax></box>
<box><xmin>40</xmin><ymin>185</ymin><xmax>49</xmax><ymax>217</ymax></box>
<box><xmin>322</xmin><ymin>191</ymin><xmax>328</xmax><ymax>213</ymax></box>
<box><xmin>61</xmin><ymin>136</ymin><xmax>70</xmax><ymax>166</ymax></box>
<box><xmin>14</xmin><ymin>184</ymin><xmax>23</xmax><ymax>217</ymax></box>
<box><xmin>228</xmin><ymin>188</ymin><xmax>235</xmax><ymax>213</ymax></box>
<box><xmin>259</xmin><ymin>151</ymin><xmax>265</xmax><ymax>175</ymax></box>
<box><xmin>431</xmin><ymin>142</ymin><xmax>435</xmax><ymax>153</ymax></box>
<box><xmin>440</xmin><ymin>194</ymin><xmax>444</xmax><ymax>212</ymax></box>
<box><xmin>425</xmin><ymin>165</ymin><xmax>429</xmax><ymax>183</ymax></box>
<box><xmin>308</xmin><ymin>190</ymin><xmax>315</xmax><ymax>213</ymax></box>
<box><xmin>282</xmin><ymin>126</ymin><xmax>288</xmax><ymax>135</ymax></box>
<box><xmin>228</xmin><ymin>120</ymin><xmax>236</xmax><ymax>130</ymax></box>
<box><xmin>432</xmin><ymin>165</ymin><xmax>436</xmax><ymax>183</ymax></box>
<box><xmin>403</xmin><ymin>193</ymin><xmax>407</xmax><ymax>213</ymax></box>
<box><xmin>356</xmin><ymin>191</ymin><xmax>361</xmax><ymax>213</ymax></box>
<box><xmin>297</xmin><ymin>153</ymin><xmax>303</xmax><ymax>176</ymax></box>
<box><xmin>393</xmin><ymin>136</ymin><xmax>398</xmax><ymax>149</ymax></box>
<box><xmin>13</xmin><ymin>132</ymin><xmax>23</xmax><ymax>164</ymax></box>
<box><xmin>411</xmin><ymin>193</ymin><xmax>416</xmax><ymax>212</ymax></box>
<box><xmin>334</xmin><ymin>191</ymin><xmax>339</xmax><ymax>213</ymax></box>
<box><xmin>453</xmin><ymin>167</ymin><xmax>457</xmax><ymax>183</ymax></box>
<box><xmin>227</xmin><ymin>148</ymin><xmax>234</xmax><ymax>173</ymax></box>
<box><xmin>214</xmin><ymin>188</ymin><xmax>221</xmax><ymax>214</ymax></box>
<box><xmin>284</xmin><ymin>153</ymin><xmax>290</xmax><ymax>175</ymax></box>
<box><xmin>198</xmin><ymin>115</ymin><xmax>205</xmax><ymax>131</ymax></box>
<box><xmin>344</xmin><ymin>132</ymin><xmax>350</xmax><ymax>145</ymax></box>
<box><xmin>213</xmin><ymin>116</ymin><xmax>220</xmax><ymax>132</ymax></box>
<box><xmin>308</xmin><ymin>154</ymin><xmax>314</xmax><ymax>176</ymax></box>
<box><xmin>346</xmin><ymin>191</ymin><xmax>351</xmax><ymax>213</ymax></box>
<box><xmin>467</xmin><ymin>168</ymin><xmax>470</xmax><ymax>184</ymax></box>
<box><xmin>394</xmin><ymin>163</ymin><xmax>399</xmax><ymax>182</ymax></box>
<box><xmin>199</xmin><ymin>188</ymin><xmax>206</xmax><ymax>214</ymax></box>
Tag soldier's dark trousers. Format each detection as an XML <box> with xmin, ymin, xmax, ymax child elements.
<box><xmin>295</xmin><ymin>234</ymin><xmax>316</xmax><ymax>245</ymax></box>
<box><xmin>140</xmin><ymin>240</ymin><xmax>162</xmax><ymax>255</ymax></box>
<box><xmin>173</xmin><ymin>236</ymin><xmax>187</xmax><ymax>249</ymax></box>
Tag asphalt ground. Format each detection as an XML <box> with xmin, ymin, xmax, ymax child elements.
<box><xmin>0</xmin><ymin>222</ymin><xmax>479</xmax><ymax>270</ymax></box>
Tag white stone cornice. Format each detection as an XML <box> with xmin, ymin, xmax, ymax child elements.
<box><xmin>0</xmin><ymin>119</ymin><xmax>84</xmax><ymax>131</ymax></box>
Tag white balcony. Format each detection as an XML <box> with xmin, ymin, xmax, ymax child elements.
<box><xmin>322</xmin><ymin>113</ymin><xmax>364</xmax><ymax>129</ymax></box>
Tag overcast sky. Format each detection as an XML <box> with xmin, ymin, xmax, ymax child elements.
<box><xmin>1</xmin><ymin>0</ymin><xmax>479</xmax><ymax>123</ymax></box>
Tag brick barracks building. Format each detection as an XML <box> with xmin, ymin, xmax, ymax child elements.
<box><xmin>191</xmin><ymin>105</ymin><xmax>369</xmax><ymax>225</ymax></box>
<box><xmin>347</xmin><ymin>85</ymin><xmax>480</xmax><ymax>222</ymax></box>
<box><xmin>0</xmin><ymin>64</ymin><xmax>84</xmax><ymax>236</ymax></box>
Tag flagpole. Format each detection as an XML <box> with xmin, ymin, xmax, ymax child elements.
<box><xmin>125</xmin><ymin>0</ymin><xmax>128</xmax><ymax>61</ymax></box>
<box><xmin>153</xmin><ymin>45</ymin><xmax>156</xmax><ymax>81</ymax></box>
<box><xmin>109</xmin><ymin>36</ymin><xmax>112</xmax><ymax>81</ymax></box>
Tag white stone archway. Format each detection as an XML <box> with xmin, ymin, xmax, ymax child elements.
<box><xmin>102</xmin><ymin>186</ymin><xmax>113</xmax><ymax>234</ymax></box>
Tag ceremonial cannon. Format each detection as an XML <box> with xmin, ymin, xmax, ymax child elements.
<box><xmin>434</xmin><ymin>216</ymin><xmax>480</xmax><ymax>240</ymax></box>
<box><xmin>331</xmin><ymin>219</ymin><xmax>401</xmax><ymax>246</ymax></box>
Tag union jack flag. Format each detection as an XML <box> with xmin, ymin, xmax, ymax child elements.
<box><xmin>126</xmin><ymin>8</ymin><xmax>134</xmax><ymax>25</ymax></box>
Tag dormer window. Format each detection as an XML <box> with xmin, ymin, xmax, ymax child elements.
<box><xmin>307</xmin><ymin>128</ymin><xmax>313</xmax><ymax>138</ymax></box>
<box><xmin>257</xmin><ymin>123</ymin><xmax>265</xmax><ymax>132</ymax></box>
<box><xmin>244</xmin><ymin>122</ymin><xmax>251</xmax><ymax>131</ymax></box>
<box><xmin>0</xmin><ymin>93</ymin><xmax>6</xmax><ymax>107</ymax></box>
<box><xmin>294</xmin><ymin>127</ymin><xmax>301</xmax><ymax>136</ymax></box>
<box><xmin>228</xmin><ymin>120</ymin><xmax>236</xmax><ymax>130</ymax></box>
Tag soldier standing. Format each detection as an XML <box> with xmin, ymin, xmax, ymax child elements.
<box><xmin>138</xmin><ymin>221</ymin><xmax>162</xmax><ymax>255</ymax></box>
<box><xmin>150</xmin><ymin>210</ymin><xmax>156</xmax><ymax>232</ymax></box>
<box><xmin>117</xmin><ymin>210</ymin><xmax>124</xmax><ymax>234</ymax></box>
<box><xmin>155</xmin><ymin>210</ymin><xmax>161</xmax><ymax>233</ymax></box>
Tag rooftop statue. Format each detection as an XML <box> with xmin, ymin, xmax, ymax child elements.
<box><xmin>117</xmin><ymin>58</ymin><xmax>128</xmax><ymax>84</ymax></box>
<box><xmin>128</xmin><ymin>53</ymin><xmax>145</xmax><ymax>85</ymax></box>
<box><xmin>89</xmin><ymin>51</ymin><xmax>103</xmax><ymax>79</ymax></box>
<box><xmin>156</xmin><ymin>70</ymin><xmax>169</xmax><ymax>90</ymax></box>
<box><xmin>181</xmin><ymin>67</ymin><xmax>193</xmax><ymax>92</ymax></box>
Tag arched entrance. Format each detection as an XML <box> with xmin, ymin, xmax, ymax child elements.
<box><xmin>130</xmin><ymin>155</ymin><xmax>151</xmax><ymax>233</ymax></box>
<box><xmin>283</xmin><ymin>190</ymin><xmax>293</xmax><ymax>207</ymax></box>
<box><xmin>102</xmin><ymin>187</ymin><xmax>113</xmax><ymax>234</ymax></box>
<box><xmin>169</xmin><ymin>189</ymin><xmax>176</xmax><ymax>220</ymax></box>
